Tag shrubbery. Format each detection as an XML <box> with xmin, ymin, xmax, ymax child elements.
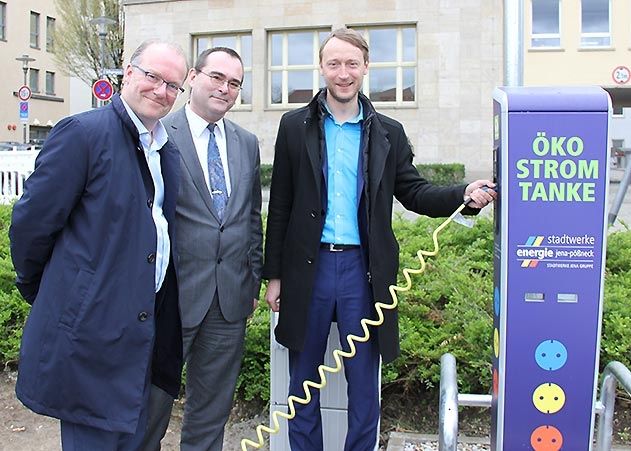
<box><xmin>260</xmin><ymin>163</ymin><xmax>464</xmax><ymax>188</ymax></box>
<box><xmin>260</xmin><ymin>164</ymin><xmax>273</xmax><ymax>188</ymax></box>
<box><xmin>2</xmin><ymin>203</ymin><xmax>630</xmax><ymax>406</ymax></box>
<box><xmin>415</xmin><ymin>163</ymin><xmax>465</xmax><ymax>185</ymax></box>
<box><xmin>236</xmin><ymin>216</ymin><xmax>631</xmax><ymax>403</ymax></box>
<box><xmin>0</xmin><ymin>203</ymin><xmax>30</xmax><ymax>368</ymax></box>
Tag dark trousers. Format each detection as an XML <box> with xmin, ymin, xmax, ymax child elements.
<box><xmin>60</xmin><ymin>372</ymin><xmax>151</xmax><ymax>451</ymax></box>
<box><xmin>288</xmin><ymin>248</ymin><xmax>380</xmax><ymax>451</ymax></box>
<box><xmin>141</xmin><ymin>293</ymin><xmax>246</xmax><ymax>451</ymax></box>
<box><xmin>180</xmin><ymin>297</ymin><xmax>246</xmax><ymax>451</ymax></box>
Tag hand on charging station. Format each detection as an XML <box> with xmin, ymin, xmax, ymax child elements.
<box><xmin>464</xmin><ymin>180</ymin><xmax>497</xmax><ymax>208</ymax></box>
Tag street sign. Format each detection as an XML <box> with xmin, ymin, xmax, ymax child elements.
<box><xmin>92</xmin><ymin>79</ymin><xmax>114</xmax><ymax>101</ymax></box>
<box><xmin>19</xmin><ymin>102</ymin><xmax>28</xmax><ymax>123</ymax></box>
<box><xmin>612</xmin><ymin>65</ymin><xmax>630</xmax><ymax>85</ymax></box>
<box><xmin>17</xmin><ymin>85</ymin><xmax>32</xmax><ymax>101</ymax></box>
<box><xmin>102</xmin><ymin>68</ymin><xmax>123</xmax><ymax>76</ymax></box>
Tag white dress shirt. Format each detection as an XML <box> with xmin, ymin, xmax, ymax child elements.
<box><xmin>185</xmin><ymin>104</ymin><xmax>232</xmax><ymax>196</ymax></box>
<box><xmin>120</xmin><ymin>97</ymin><xmax>171</xmax><ymax>293</ymax></box>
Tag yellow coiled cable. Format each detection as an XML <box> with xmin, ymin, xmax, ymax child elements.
<box><xmin>240</xmin><ymin>202</ymin><xmax>469</xmax><ymax>451</ymax></box>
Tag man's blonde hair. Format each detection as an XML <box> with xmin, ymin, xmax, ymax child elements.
<box><xmin>319</xmin><ymin>28</ymin><xmax>369</xmax><ymax>63</ymax></box>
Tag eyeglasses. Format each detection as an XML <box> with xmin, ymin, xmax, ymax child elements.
<box><xmin>131</xmin><ymin>64</ymin><xmax>185</xmax><ymax>96</ymax></box>
<box><xmin>197</xmin><ymin>69</ymin><xmax>242</xmax><ymax>91</ymax></box>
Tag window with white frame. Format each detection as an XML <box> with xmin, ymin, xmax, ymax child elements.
<box><xmin>268</xmin><ymin>29</ymin><xmax>330</xmax><ymax>105</ymax></box>
<box><xmin>46</xmin><ymin>17</ymin><xmax>55</xmax><ymax>52</ymax></box>
<box><xmin>354</xmin><ymin>25</ymin><xmax>416</xmax><ymax>103</ymax></box>
<box><xmin>30</xmin><ymin>11</ymin><xmax>40</xmax><ymax>48</ymax></box>
<box><xmin>29</xmin><ymin>68</ymin><xmax>39</xmax><ymax>93</ymax></box>
<box><xmin>0</xmin><ymin>2</ymin><xmax>6</xmax><ymax>41</ymax></box>
<box><xmin>531</xmin><ymin>0</ymin><xmax>560</xmax><ymax>47</ymax></box>
<box><xmin>581</xmin><ymin>0</ymin><xmax>610</xmax><ymax>47</ymax></box>
<box><xmin>45</xmin><ymin>71</ymin><xmax>55</xmax><ymax>95</ymax></box>
<box><xmin>194</xmin><ymin>33</ymin><xmax>253</xmax><ymax>106</ymax></box>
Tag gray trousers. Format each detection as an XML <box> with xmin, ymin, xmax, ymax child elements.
<box><xmin>141</xmin><ymin>297</ymin><xmax>246</xmax><ymax>451</ymax></box>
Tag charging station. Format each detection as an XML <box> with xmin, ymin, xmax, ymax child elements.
<box><xmin>491</xmin><ymin>87</ymin><xmax>610</xmax><ymax>450</ymax></box>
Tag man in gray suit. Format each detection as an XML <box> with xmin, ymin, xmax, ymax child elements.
<box><xmin>142</xmin><ymin>47</ymin><xmax>263</xmax><ymax>451</ymax></box>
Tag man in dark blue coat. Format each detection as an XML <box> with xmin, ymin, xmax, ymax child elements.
<box><xmin>9</xmin><ymin>39</ymin><xmax>188</xmax><ymax>450</ymax></box>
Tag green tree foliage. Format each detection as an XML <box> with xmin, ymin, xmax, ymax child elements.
<box><xmin>52</xmin><ymin>0</ymin><xmax>124</xmax><ymax>90</ymax></box>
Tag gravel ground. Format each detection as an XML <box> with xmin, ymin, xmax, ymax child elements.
<box><xmin>0</xmin><ymin>370</ymin><xmax>268</xmax><ymax>451</ymax></box>
<box><xmin>402</xmin><ymin>443</ymin><xmax>489</xmax><ymax>451</ymax></box>
<box><xmin>387</xmin><ymin>433</ymin><xmax>490</xmax><ymax>451</ymax></box>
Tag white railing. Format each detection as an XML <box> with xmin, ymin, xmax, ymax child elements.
<box><xmin>0</xmin><ymin>149</ymin><xmax>39</xmax><ymax>204</ymax></box>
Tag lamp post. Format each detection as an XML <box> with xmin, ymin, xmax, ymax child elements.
<box><xmin>89</xmin><ymin>16</ymin><xmax>115</xmax><ymax>108</ymax></box>
<box><xmin>15</xmin><ymin>54</ymin><xmax>36</xmax><ymax>144</ymax></box>
<box><xmin>89</xmin><ymin>16</ymin><xmax>116</xmax><ymax>80</ymax></box>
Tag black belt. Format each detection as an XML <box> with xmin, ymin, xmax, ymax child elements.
<box><xmin>320</xmin><ymin>243</ymin><xmax>360</xmax><ymax>252</ymax></box>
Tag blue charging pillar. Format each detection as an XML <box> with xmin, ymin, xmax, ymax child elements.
<box><xmin>491</xmin><ymin>87</ymin><xmax>610</xmax><ymax>450</ymax></box>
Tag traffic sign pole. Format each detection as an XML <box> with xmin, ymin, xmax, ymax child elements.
<box><xmin>18</xmin><ymin>101</ymin><xmax>29</xmax><ymax>143</ymax></box>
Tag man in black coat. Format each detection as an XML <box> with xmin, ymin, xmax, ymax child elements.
<box><xmin>263</xmin><ymin>27</ymin><xmax>495</xmax><ymax>451</ymax></box>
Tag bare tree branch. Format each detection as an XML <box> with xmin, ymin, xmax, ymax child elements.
<box><xmin>52</xmin><ymin>0</ymin><xmax>124</xmax><ymax>90</ymax></box>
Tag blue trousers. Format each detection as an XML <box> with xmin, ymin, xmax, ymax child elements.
<box><xmin>288</xmin><ymin>248</ymin><xmax>380</xmax><ymax>451</ymax></box>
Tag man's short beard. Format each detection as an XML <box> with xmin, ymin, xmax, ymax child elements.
<box><xmin>328</xmin><ymin>89</ymin><xmax>355</xmax><ymax>104</ymax></box>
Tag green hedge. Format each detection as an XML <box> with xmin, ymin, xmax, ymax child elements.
<box><xmin>260</xmin><ymin>164</ymin><xmax>273</xmax><ymax>188</ymax></box>
<box><xmin>259</xmin><ymin>163</ymin><xmax>464</xmax><ymax>188</ymax></box>
<box><xmin>415</xmin><ymin>163</ymin><xmax>465</xmax><ymax>185</ymax></box>
<box><xmin>2</xmin><ymin>203</ymin><xmax>631</xmax><ymax>404</ymax></box>
<box><xmin>236</xmin><ymin>217</ymin><xmax>631</xmax><ymax>402</ymax></box>
<box><xmin>0</xmin><ymin>203</ymin><xmax>30</xmax><ymax>367</ymax></box>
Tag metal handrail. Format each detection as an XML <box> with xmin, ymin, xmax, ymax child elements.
<box><xmin>596</xmin><ymin>361</ymin><xmax>631</xmax><ymax>450</ymax></box>
<box><xmin>438</xmin><ymin>355</ymin><xmax>630</xmax><ymax>451</ymax></box>
<box><xmin>439</xmin><ymin>353</ymin><xmax>459</xmax><ymax>451</ymax></box>
<box><xmin>609</xmin><ymin>157</ymin><xmax>631</xmax><ymax>225</ymax></box>
<box><xmin>439</xmin><ymin>353</ymin><xmax>492</xmax><ymax>450</ymax></box>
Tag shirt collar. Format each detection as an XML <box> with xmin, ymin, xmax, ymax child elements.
<box><xmin>120</xmin><ymin>96</ymin><xmax>168</xmax><ymax>152</ymax></box>
<box><xmin>323</xmin><ymin>97</ymin><xmax>363</xmax><ymax>126</ymax></box>
<box><xmin>185</xmin><ymin>104</ymin><xmax>225</xmax><ymax>140</ymax></box>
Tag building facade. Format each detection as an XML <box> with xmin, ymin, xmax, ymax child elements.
<box><xmin>0</xmin><ymin>0</ymin><xmax>72</xmax><ymax>144</ymax></box>
<box><xmin>122</xmin><ymin>0</ymin><xmax>504</xmax><ymax>179</ymax></box>
<box><xmin>524</xmin><ymin>0</ymin><xmax>631</xmax><ymax>163</ymax></box>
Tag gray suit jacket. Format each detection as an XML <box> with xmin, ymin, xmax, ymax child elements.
<box><xmin>163</xmin><ymin>107</ymin><xmax>263</xmax><ymax>328</ymax></box>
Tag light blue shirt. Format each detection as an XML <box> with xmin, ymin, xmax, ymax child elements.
<box><xmin>120</xmin><ymin>97</ymin><xmax>170</xmax><ymax>293</ymax></box>
<box><xmin>320</xmin><ymin>101</ymin><xmax>363</xmax><ymax>245</ymax></box>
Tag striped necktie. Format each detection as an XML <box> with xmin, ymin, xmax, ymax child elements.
<box><xmin>207</xmin><ymin>123</ymin><xmax>228</xmax><ymax>220</ymax></box>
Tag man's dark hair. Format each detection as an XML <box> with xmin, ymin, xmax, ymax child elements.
<box><xmin>194</xmin><ymin>47</ymin><xmax>243</xmax><ymax>73</ymax></box>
